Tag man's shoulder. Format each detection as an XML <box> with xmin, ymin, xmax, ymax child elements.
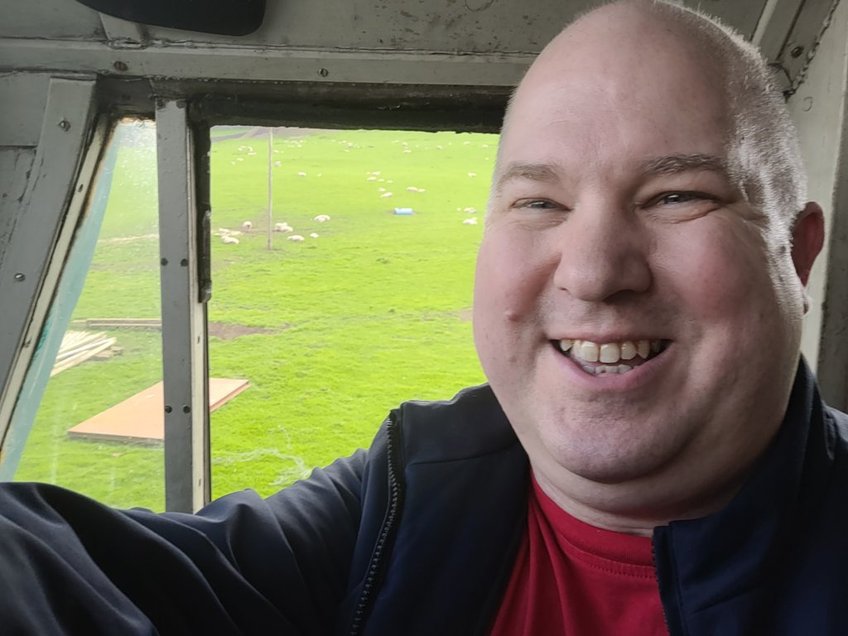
<box><xmin>388</xmin><ymin>384</ymin><xmax>521</xmax><ymax>465</ymax></box>
<box><xmin>824</xmin><ymin>403</ymin><xmax>848</xmax><ymax>461</ymax></box>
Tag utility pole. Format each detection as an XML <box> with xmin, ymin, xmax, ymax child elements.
<box><xmin>267</xmin><ymin>127</ymin><xmax>273</xmax><ymax>250</ymax></box>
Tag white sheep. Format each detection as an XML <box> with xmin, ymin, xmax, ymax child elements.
<box><xmin>462</xmin><ymin>218</ymin><xmax>478</xmax><ymax>225</ymax></box>
<box><xmin>313</xmin><ymin>215</ymin><xmax>330</xmax><ymax>222</ymax></box>
<box><xmin>274</xmin><ymin>222</ymin><xmax>293</xmax><ymax>233</ymax></box>
<box><xmin>221</xmin><ymin>235</ymin><xmax>240</xmax><ymax>244</ymax></box>
<box><xmin>242</xmin><ymin>221</ymin><xmax>253</xmax><ymax>231</ymax></box>
<box><xmin>309</xmin><ymin>233</ymin><xmax>319</xmax><ymax>238</ymax></box>
<box><xmin>287</xmin><ymin>234</ymin><xmax>305</xmax><ymax>242</ymax></box>
<box><xmin>380</xmin><ymin>192</ymin><xmax>393</xmax><ymax>198</ymax></box>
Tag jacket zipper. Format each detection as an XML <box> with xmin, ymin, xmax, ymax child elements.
<box><xmin>348</xmin><ymin>415</ymin><xmax>405</xmax><ymax>636</ymax></box>
<box><xmin>652</xmin><ymin>528</ymin><xmax>683</xmax><ymax>636</ymax></box>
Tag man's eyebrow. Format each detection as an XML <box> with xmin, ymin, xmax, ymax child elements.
<box><xmin>641</xmin><ymin>154</ymin><xmax>731</xmax><ymax>178</ymax></box>
<box><xmin>494</xmin><ymin>162</ymin><xmax>561</xmax><ymax>192</ymax></box>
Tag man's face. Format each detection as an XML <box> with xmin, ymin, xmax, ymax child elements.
<box><xmin>473</xmin><ymin>24</ymin><xmax>813</xmax><ymax>520</ymax></box>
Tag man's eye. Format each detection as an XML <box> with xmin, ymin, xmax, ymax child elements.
<box><xmin>653</xmin><ymin>191</ymin><xmax>709</xmax><ymax>206</ymax></box>
<box><xmin>515</xmin><ymin>199</ymin><xmax>562</xmax><ymax>210</ymax></box>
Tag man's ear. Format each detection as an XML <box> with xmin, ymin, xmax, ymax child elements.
<box><xmin>791</xmin><ymin>201</ymin><xmax>825</xmax><ymax>287</ymax></box>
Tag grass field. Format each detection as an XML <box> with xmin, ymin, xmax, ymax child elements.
<box><xmin>12</xmin><ymin>122</ymin><xmax>495</xmax><ymax>510</ymax></box>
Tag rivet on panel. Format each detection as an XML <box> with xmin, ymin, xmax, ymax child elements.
<box><xmin>161</xmin><ymin>257</ymin><xmax>168</xmax><ymax>266</ymax></box>
<box><xmin>319</xmin><ymin>68</ymin><xmax>329</xmax><ymax>77</ymax></box>
<box><xmin>165</xmin><ymin>405</ymin><xmax>173</xmax><ymax>413</ymax></box>
<box><xmin>790</xmin><ymin>46</ymin><xmax>804</xmax><ymax>58</ymax></box>
<box><xmin>13</xmin><ymin>273</ymin><xmax>25</xmax><ymax>282</ymax></box>
<box><xmin>113</xmin><ymin>61</ymin><xmax>129</xmax><ymax>72</ymax></box>
<box><xmin>58</xmin><ymin>120</ymin><xmax>70</xmax><ymax>131</ymax></box>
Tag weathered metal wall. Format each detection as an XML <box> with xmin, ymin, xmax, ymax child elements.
<box><xmin>790</xmin><ymin>0</ymin><xmax>848</xmax><ymax>408</ymax></box>
<box><xmin>0</xmin><ymin>0</ymin><xmax>766</xmax><ymax>51</ymax></box>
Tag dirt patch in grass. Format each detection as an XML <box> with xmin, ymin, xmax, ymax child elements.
<box><xmin>208</xmin><ymin>321</ymin><xmax>286</xmax><ymax>340</ymax></box>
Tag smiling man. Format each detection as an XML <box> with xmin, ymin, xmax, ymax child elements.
<box><xmin>0</xmin><ymin>1</ymin><xmax>846</xmax><ymax>635</ymax></box>
<box><xmin>475</xmin><ymin>1</ymin><xmax>831</xmax><ymax>633</ymax></box>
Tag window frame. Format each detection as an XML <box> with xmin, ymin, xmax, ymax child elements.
<box><xmin>0</xmin><ymin>76</ymin><xmax>508</xmax><ymax>511</ymax></box>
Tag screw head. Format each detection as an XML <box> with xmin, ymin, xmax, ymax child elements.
<box><xmin>113</xmin><ymin>61</ymin><xmax>128</xmax><ymax>72</ymax></box>
<box><xmin>13</xmin><ymin>272</ymin><xmax>25</xmax><ymax>282</ymax></box>
<box><xmin>58</xmin><ymin>120</ymin><xmax>70</xmax><ymax>131</ymax></box>
<box><xmin>791</xmin><ymin>45</ymin><xmax>804</xmax><ymax>58</ymax></box>
<box><xmin>319</xmin><ymin>67</ymin><xmax>329</xmax><ymax>77</ymax></box>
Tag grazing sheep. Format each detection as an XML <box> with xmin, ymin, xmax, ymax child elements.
<box><xmin>309</xmin><ymin>233</ymin><xmax>319</xmax><ymax>238</ymax></box>
<box><xmin>463</xmin><ymin>207</ymin><xmax>477</xmax><ymax>214</ymax></box>
<box><xmin>462</xmin><ymin>218</ymin><xmax>478</xmax><ymax>225</ymax></box>
<box><xmin>297</xmin><ymin>171</ymin><xmax>307</xmax><ymax>177</ymax></box>
<box><xmin>288</xmin><ymin>234</ymin><xmax>305</xmax><ymax>242</ymax></box>
<box><xmin>274</xmin><ymin>222</ymin><xmax>293</xmax><ymax>233</ymax></box>
<box><xmin>221</xmin><ymin>235</ymin><xmax>240</xmax><ymax>244</ymax></box>
<box><xmin>380</xmin><ymin>192</ymin><xmax>393</xmax><ymax>198</ymax></box>
<box><xmin>313</xmin><ymin>215</ymin><xmax>330</xmax><ymax>222</ymax></box>
<box><xmin>242</xmin><ymin>221</ymin><xmax>253</xmax><ymax>231</ymax></box>
<box><xmin>468</xmin><ymin>172</ymin><xmax>477</xmax><ymax>177</ymax></box>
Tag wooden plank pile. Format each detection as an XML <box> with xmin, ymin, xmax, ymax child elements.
<box><xmin>84</xmin><ymin>318</ymin><xmax>161</xmax><ymax>330</ymax></box>
<box><xmin>51</xmin><ymin>330</ymin><xmax>119</xmax><ymax>377</ymax></box>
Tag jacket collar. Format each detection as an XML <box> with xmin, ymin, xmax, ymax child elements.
<box><xmin>653</xmin><ymin>359</ymin><xmax>834</xmax><ymax>628</ymax></box>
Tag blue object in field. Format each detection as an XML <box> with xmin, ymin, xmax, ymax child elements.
<box><xmin>393</xmin><ymin>207</ymin><xmax>414</xmax><ymax>215</ymax></box>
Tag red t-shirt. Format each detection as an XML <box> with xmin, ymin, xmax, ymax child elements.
<box><xmin>490</xmin><ymin>477</ymin><xmax>668</xmax><ymax>635</ymax></box>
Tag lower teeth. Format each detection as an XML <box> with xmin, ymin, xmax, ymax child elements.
<box><xmin>580</xmin><ymin>363</ymin><xmax>635</xmax><ymax>375</ymax></box>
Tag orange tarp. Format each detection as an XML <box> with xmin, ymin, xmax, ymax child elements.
<box><xmin>67</xmin><ymin>378</ymin><xmax>249</xmax><ymax>444</ymax></box>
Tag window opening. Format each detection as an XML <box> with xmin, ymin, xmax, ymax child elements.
<box><xmin>208</xmin><ymin>126</ymin><xmax>494</xmax><ymax>497</ymax></box>
<box><xmin>5</xmin><ymin>120</ymin><xmax>166</xmax><ymax>510</ymax></box>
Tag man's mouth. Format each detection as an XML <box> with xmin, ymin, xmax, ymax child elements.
<box><xmin>555</xmin><ymin>338</ymin><xmax>669</xmax><ymax>375</ymax></box>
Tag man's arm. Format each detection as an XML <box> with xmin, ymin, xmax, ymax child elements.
<box><xmin>0</xmin><ymin>450</ymin><xmax>367</xmax><ymax>635</ymax></box>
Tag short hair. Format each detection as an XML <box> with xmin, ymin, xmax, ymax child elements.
<box><xmin>496</xmin><ymin>0</ymin><xmax>807</xmax><ymax>243</ymax></box>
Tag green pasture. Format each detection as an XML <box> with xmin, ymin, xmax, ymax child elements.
<box><xmin>13</xmin><ymin>123</ymin><xmax>495</xmax><ymax>510</ymax></box>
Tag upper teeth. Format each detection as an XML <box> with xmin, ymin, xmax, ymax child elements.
<box><xmin>559</xmin><ymin>339</ymin><xmax>659</xmax><ymax>364</ymax></box>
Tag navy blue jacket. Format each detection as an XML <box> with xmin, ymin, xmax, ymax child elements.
<box><xmin>0</xmin><ymin>361</ymin><xmax>847</xmax><ymax>635</ymax></box>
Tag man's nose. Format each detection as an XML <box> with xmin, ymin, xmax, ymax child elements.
<box><xmin>551</xmin><ymin>206</ymin><xmax>652</xmax><ymax>302</ymax></box>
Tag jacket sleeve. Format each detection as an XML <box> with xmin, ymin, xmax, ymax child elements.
<box><xmin>0</xmin><ymin>449</ymin><xmax>367</xmax><ymax>636</ymax></box>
